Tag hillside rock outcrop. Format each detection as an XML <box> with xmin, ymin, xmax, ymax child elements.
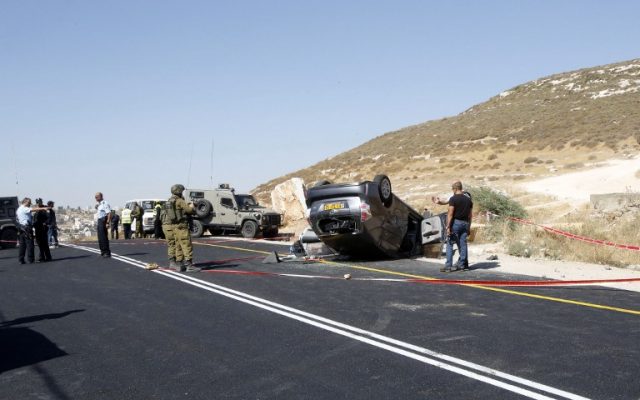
<box><xmin>270</xmin><ymin>178</ymin><xmax>307</xmax><ymax>227</ymax></box>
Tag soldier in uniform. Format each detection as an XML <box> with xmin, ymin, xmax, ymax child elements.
<box><xmin>161</xmin><ymin>184</ymin><xmax>200</xmax><ymax>272</ymax></box>
<box><xmin>130</xmin><ymin>201</ymin><xmax>144</xmax><ymax>239</ymax></box>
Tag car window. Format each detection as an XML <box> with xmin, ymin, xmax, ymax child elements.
<box><xmin>220</xmin><ymin>198</ymin><xmax>234</xmax><ymax>208</ymax></box>
<box><xmin>189</xmin><ymin>192</ymin><xmax>204</xmax><ymax>199</ymax></box>
<box><xmin>235</xmin><ymin>195</ymin><xmax>257</xmax><ymax>207</ymax></box>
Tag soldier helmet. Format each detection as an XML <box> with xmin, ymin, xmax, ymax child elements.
<box><xmin>171</xmin><ymin>184</ymin><xmax>185</xmax><ymax>195</ymax></box>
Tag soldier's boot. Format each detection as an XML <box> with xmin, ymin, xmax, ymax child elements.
<box><xmin>168</xmin><ymin>258</ymin><xmax>179</xmax><ymax>270</ymax></box>
<box><xmin>183</xmin><ymin>259</ymin><xmax>201</xmax><ymax>273</ymax></box>
<box><xmin>176</xmin><ymin>259</ymin><xmax>187</xmax><ymax>272</ymax></box>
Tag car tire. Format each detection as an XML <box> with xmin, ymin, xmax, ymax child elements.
<box><xmin>0</xmin><ymin>228</ymin><xmax>17</xmax><ymax>249</ymax></box>
<box><xmin>373</xmin><ymin>174</ymin><xmax>393</xmax><ymax>207</ymax></box>
<box><xmin>313</xmin><ymin>180</ymin><xmax>332</xmax><ymax>188</ymax></box>
<box><xmin>263</xmin><ymin>228</ymin><xmax>278</xmax><ymax>238</ymax></box>
<box><xmin>190</xmin><ymin>219</ymin><xmax>204</xmax><ymax>238</ymax></box>
<box><xmin>194</xmin><ymin>199</ymin><xmax>213</xmax><ymax>218</ymax></box>
<box><xmin>241</xmin><ymin>220</ymin><xmax>258</xmax><ymax>239</ymax></box>
<box><xmin>208</xmin><ymin>227</ymin><xmax>223</xmax><ymax>236</ymax></box>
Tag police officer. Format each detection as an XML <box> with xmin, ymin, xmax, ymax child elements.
<box><xmin>16</xmin><ymin>197</ymin><xmax>50</xmax><ymax>264</ymax></box>
<box><xmin>95</xmin><ymin>192</ymin><xmax>112</xmax><ymax>258</ymax></box>
<box><xmin>33</xmin><ymin>198</ymin><xmax>53</xmax><ymax>262</ymax></box>
<box><xmin>121</xmin><ymin>207</ymin><xmax>132</xmax><ymax>239</ymax></box>
<box><xmin>161</xmin><ymin>184</ymin><xmax>200</xmax><ymax>272</ymax></box>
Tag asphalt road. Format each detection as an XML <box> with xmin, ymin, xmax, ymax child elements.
<box><xmin>1</xmin><ymin>237</ymin><xmax>639</xmax><ymax>400</ymax></box>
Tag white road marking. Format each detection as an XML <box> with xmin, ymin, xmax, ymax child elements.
<box><xmin>64</xmin><ymin>243</ymin><xmax>591</xmax><ymax>400</ymax></box>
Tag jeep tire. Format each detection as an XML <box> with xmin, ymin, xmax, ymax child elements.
<box><xmin>190</xmin><ymin>219</ymin><xmax>205</xmax><ymax>238</ymax></box>
<box><xmin>241</xmin><ymin>220</ymin><xmax>258</xmax><ymax>239</ymax></box>
<box><xmin>194</xmin><ymin>199</ymin><xmax>213</xmax><ymax>218</ymax></box>
<box><xmin>0</xmin><ymin>228</ymin><xmax>17</xmax><ymax>249</ymax></box>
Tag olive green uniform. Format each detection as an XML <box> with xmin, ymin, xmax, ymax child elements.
<box><xmin>162</xmin><ymin>195</ymin><xmax>194</xmax><ymax>263</ymax></box>
<box><xmin>131</xmin><ymin>204</ymin><xmax>144</xmax><ymax>238</ymax></box>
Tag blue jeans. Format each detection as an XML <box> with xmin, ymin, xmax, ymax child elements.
<box><xmin>445</xmin><ymin>220</ymin><xmax>469</xmax><ymax>269</ymax></box>
<box><xmin>48</xmin><ymin>226</ymin><xmax>58</xmax><ymax>245</ymax></box>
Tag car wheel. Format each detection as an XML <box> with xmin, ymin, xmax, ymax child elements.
<box><xmin>263</xmin><ymin>228</ymin><xmax>278</xmax><ymax>238</ymax></box>
<box><xmin>373</xmin><ymin>174</ymin><xmax>393</xmax><ymax>207</ymax></box>
<box><xmin>313</xmin><ymin>180</ymin><xmax>332</xmax><ymax>188</ymax></box>
<box><xmin>190</xmin><ymin>219</ymin><xmax>204</xmax><ymax>238</ymax></box>
<box><xmin>194</xmin><ymin>199</ymin><xmax>213</xmax><ymax>218</ymax></box>
<box><xmin>0</xmin><ymin>228</ymin><xmax>17</xmax><ymax>249</ymax></box>
<box><xmin>241</xmin><ymin>220</ymin><xmax>259</xmax><ymax>239</ymax></box>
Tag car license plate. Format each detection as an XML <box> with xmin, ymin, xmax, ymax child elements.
<box><xmin>323</xmin><ymin>202</ymin><xmax>346</xmax><ymax>211</ymax></box>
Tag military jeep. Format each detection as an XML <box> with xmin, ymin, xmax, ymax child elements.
<box><xmin>0</xmin><ymin>196</ymin><xmax>19</xmax><ymax>249</ymax></box>
<box><xmin>185</xmin><ymin>185</ymin><xmax>282</xmax><ymax>238</ymax></box>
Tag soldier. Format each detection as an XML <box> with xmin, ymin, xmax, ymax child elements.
<box><xmin>161</xmin><ymin>184</ymin><xmax>200</xmax><ymax>272</ymax></box>
<box><xmin>130</xmin><ymin>201</ymin><xmax>144</xmax><ymax>239</ymax></box>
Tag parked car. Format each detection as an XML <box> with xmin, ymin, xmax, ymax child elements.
<box><xmin>185</xmin><ymin>184</ymin><xmax>283</xmax><ymax>238</ymax></box>
<box><xmin>123</xmin><ymin>199</ymin><xmax>165</xmax><ymax>234</ymax></box>
<box><xmin>305</xmin><ymin>175</ymin><xmax>423</xmax><ymax>258</ymax></box>
<box><xmin>0</xmin><ymin>196</ymin><xmax>19</xmax><ymax>249</ymax></box>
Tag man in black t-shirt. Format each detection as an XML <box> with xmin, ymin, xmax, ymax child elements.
<box><xmin>442</xmin><ymin>181</ymin><xmax>473</xmax><ymax>272</ymax></box>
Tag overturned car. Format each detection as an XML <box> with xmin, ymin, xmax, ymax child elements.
<box><xmin>305</xmin><ymin>175</ymin><xmax>425</xmax><ymax>259</ymax></box>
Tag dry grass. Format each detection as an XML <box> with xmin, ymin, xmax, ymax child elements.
<box><xmin>501</xmin><ymin>208</ymin><xmax>640</xmax><ymax>266</ymax></box>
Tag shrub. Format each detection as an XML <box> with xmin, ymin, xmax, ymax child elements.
<box><xmin>524</xmin><ymin>156</ymin><xmax>539</xmax><ymax>164</ymax></box>
<box><xmin>466</xmin><ymin>186</ymin><xmax>527</xmax><ymax>219</ymax></box>
<box><xmin>487</xmin><ymin>153</ymin><xmax>498</xmax><ymax>160</ymax></box>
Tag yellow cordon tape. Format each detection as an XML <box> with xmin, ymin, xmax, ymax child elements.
<box><xmin>194</xmin><ymin>241</ymin><xmax>640</xmax><ymax>316</ymax></box>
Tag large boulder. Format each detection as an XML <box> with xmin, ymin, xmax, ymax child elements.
<box><xmin>271</xmin><ymin>178</ymin><xmax>307</xmax><ymax>228</ymax></box>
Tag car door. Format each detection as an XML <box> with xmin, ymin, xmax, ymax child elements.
<box><xmin>218</xmin><ymin>196</ymin><xmax>239</xmax><ymax>227</ymax></box>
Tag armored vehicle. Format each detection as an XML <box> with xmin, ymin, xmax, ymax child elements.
<box><xmin>305</xmin><ymin>175</ymin><xmax>424</xmax><ymax>259</ymax></box>
<box><xmin>185</xmin><ymin>184</ymin><xmax>282</xmax><ymax>238</ymax></box>
<box><xmin>0</xmin><ymin>196</ymin><xmax>19</xmax><ymax>249</ymax></box>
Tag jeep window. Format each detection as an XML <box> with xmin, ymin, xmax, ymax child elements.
<box><xmin>220</xmin><ymin>198</ymin><xmax>235</xmax><ymax>209</ymax></box>
<box><xmin>235</xmin><ymin>195</ymin><xmax>257</xmax><ymax>208</ymax></box>
<box><xmin>189</xmin><ymin>191</ymin><xmax>204</xmax><ymax>199</ymax></box>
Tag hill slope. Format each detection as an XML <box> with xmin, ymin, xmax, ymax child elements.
<box><xmin>253</xmin><ymin>58</ymin><xmax>640</xmax><ymax>207</ymax></box>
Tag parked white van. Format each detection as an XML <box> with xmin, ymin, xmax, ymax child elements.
<box><xmin>123</xmin><ymin>199</ymin><xmax>166</xmax><ymax>234</ymax></box>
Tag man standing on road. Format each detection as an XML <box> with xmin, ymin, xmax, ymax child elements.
<box><xmin>95</xmin><ymin>192</ymin><xmax>112</xmax><ymax>258</ymax></box>
<box><xmin>442</xmin><ymin>181</ymin><xmax>473</xmax><ymax>272</ymax></box>
<box><xmin>33</xmin><ymin>198</ymin><xmax>53</xmax><ymax>262</ymax></box>
<box><xmin>47</xmin><ymin>200</ymin><xmax>59</xmax><ymax>248</ymax></box>
<box><xmin>16</xmin><ymin>197</ymin><xmax>50</xmax><ymax>264</ymax></box>
<box><xmin>131</xmin><ymin>201</ymin><xmax>144</xmax><ymax>239</ymax></box>
<box><xmin>110</xmin><ymin>210</ymin><xmax>120</xmax><ymax>240</ymax></box>
<box><xmin>161</xmin><ymin>184</ymin><xmax>200</xmax><ymax>272</ymax></box>
<box><xmin>153</xmin><ymin>201</ymin><xmax>164</xmax><ymax>239</ymax></box>
<box><xmin>121</xmin><ymin>207</ymin><xmax>132</xmax><ymax>239</ymax></box>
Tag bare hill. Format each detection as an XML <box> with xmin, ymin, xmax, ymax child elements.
<box><xmin>253</xmin><ymin>58</ymin><xmax>640</xmax><ymax>209</ymax></box>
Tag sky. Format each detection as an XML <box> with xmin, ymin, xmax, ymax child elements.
<box><xmin>1</xmin><ymin>0</ymin><xmax>639</xmax><ymax>208</ymax></box>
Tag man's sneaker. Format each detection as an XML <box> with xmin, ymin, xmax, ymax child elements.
<box><xmin>168</xmin><ymin>259</ymin><xmax>179</xmax><ymax>270</ymax></box>
<box><xmin>186</xmin><ymin>265</ymin><xmax>201</xmax><ymax>273</ymax></box>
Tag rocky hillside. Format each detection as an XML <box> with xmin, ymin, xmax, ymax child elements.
<box><xmin>253</xmin><ymin>58</ymin><xmax>640</xmax><ymax>208</ymax></box>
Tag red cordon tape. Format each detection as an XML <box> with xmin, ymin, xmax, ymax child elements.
<box><xmin>498</xmin><ymin>215</ymin><xmax>640</xmax><ymax>252</ymax></box>
<box><xmin>202</xmin><ymin>269</ymin><xmax>640</xmax><ymax>287</ymax></box>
